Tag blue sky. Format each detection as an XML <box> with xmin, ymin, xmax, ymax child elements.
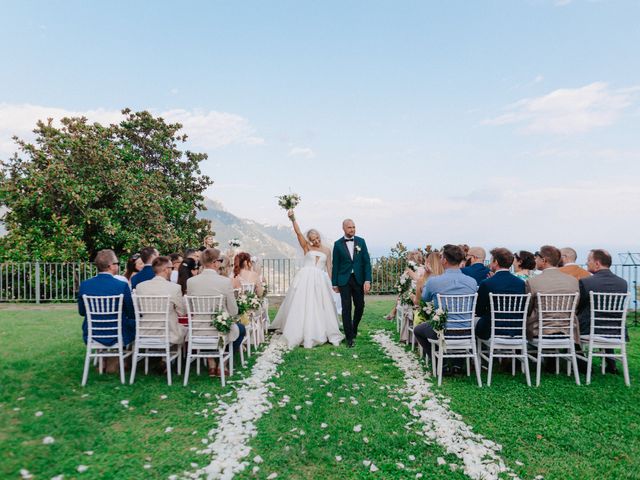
<box><xmin>1</xmin><ymin>1</ymin><xmax>639</xmax><ymax>258</ymax></box>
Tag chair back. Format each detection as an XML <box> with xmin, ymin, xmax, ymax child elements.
<box><xmin>589</xmin><ymin>292</ymin><xmax>629</xmax><ymax>340</ymax></box>
<box><xmin>489</xmin><ymin>293</ymin><xmax>531</xmax><ymax>339</ymax></box>
<box><xmin>536</xmin><ymin>293</ymin><xmax>579</xmax><ymax>341</ymax></box>
<box><xmin>184</xmin><ymin>295</ymin><xmax>225</xmax><ymax>345</ymax></box>
<box><xmin>82</xmin><ymin>294</ymin><xmax>124</xmax><ymax>345</ymax></box>
<box><xmin>132</xmin><ymin>294</ymin><xmax>171</xmax><ymax>345</ymax></box>
<box><xmin>436</xmin><ymin>293</ymin><xmax>478</xmax><ymax>341</ymax></box>
<box><xmin>240</xmin><ymin>282</ymin><xmax>256</xmax><ymax>294</ymax></box>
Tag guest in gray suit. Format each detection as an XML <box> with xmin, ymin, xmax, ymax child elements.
<box><xmin>186</xmin><ymin>248</ymin><xmax>244</xmax><ymax>377</ymax></box>
<box><xmin>135</xmin><ymin>256</ymin><xmax>186</xmax><ymax>345</ymax></box>
<box><xmin>525</xmin><ymin>245</ymin><xmax>579</xmax><ymax>340</ymax></box>
<box><xmin>576</xmin><ymin>249</ymin><xmax>628</xmax><ymax>373</ymax></box>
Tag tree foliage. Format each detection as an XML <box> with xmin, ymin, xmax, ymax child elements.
<box><xmin>0</xmin><ymin>109</ymin><xmax>213</xmax><ymax>261</ymax></box>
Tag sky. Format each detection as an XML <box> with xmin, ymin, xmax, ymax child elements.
<box><xmin>1</xmin><ymin>0</ymin><xmax>639</xmax><ymax>259</ymax></box>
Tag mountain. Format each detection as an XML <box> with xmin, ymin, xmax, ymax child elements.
<box><xmin>199</xmin><ymin>198</ymin><xmax>298</xmax><ymax>258</ymax></box>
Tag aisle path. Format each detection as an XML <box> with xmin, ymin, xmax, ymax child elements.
<box><xmin>230</xmin><ymin>303</ymin><xmax>520</xmax><ymax>480</ymax></box>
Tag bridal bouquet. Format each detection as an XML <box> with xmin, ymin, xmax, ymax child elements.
<box><xmin>229</xmin><ymin>238</ymin><xmax>241</xmax><ymax>248</ymax></box>
<box><xmin>277</xmin><ymin>193</ymin><xmax>301</xmax><ymax>220</ymax></box>
<box><xmin>211</xmin><ymin>310</ymin><xmax>234</xmax><ymax>333</ymax></box>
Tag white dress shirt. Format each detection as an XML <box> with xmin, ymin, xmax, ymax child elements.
<box><xmin>345</xmin><ymin>237</ymin><xmax>355</xmax><ymax>259</ymax></box>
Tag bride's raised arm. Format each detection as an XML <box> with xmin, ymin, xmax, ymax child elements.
<box><xmin>288</xmin><ymin>210</ymin><xmax>309</xmax><ymax>254</ymax></box>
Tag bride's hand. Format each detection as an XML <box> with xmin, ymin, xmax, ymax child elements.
<box><xmin>287</xmin><ymin>209</ymin><xmax>295</xmax><ymax>220</ymax></box>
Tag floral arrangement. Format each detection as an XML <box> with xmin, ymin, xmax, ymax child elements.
<box><xmin>277</xmin><ymin>192</ymin><xmax>301</xmax><ymax>210</ymax></box>
<box><xmin>407</xmin><ymin>260</ymin><xmax>418</xmax><ymax>272</ymax></box>
<box><xmin>211</xmin><ymin>310</ymin><xmax>234</xmax><ymax>333</ymax></box>
<box><xmin>229</xmin><ymin>238</ymin><xmax>241</xmax><ymax>248</ymax></box>
<box><xmin>237</xmin><ymin>291</ymin><xmax>262</xmax><ymax>316</ymax></box>
<box><xmin>277</xmin><ymin>193</ymin><xmax>301</xmax><ymax>221</ymax></box>
<box><xmin>395</xmin><ymin>273</ymin><xmax>414</xmax><ymax>306</ymax></box>
<box><xmin>413</xmin><ymin>300</ymin><xmax>447</xmax><ymax>333</ymax></box>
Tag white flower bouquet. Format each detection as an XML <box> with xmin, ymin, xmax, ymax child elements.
<box><xmin>277</xmin><ymin>192</ymin><xmax>301</xmax><ymax>221</ymax></box>
<box><xmin>211</xmin><ymin>310</ymin><xmax>234</xmax><ymax>333</ymax></box>
<box><xmin>237</xmin><ymin>291</ymin><xmax>262</xmax><ymax>315</ymax></box>
<box><xmin>229</xmin><ymin>238</ymin><xmax>241</xmax><ymax>248</ymax></box>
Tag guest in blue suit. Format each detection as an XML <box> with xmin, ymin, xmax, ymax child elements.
<box><xmin>78</xmin><ymin>249</ymin><xmax>136</xmax><ymax>346</ymax></box>
<box><xmin>475</xmin><ymin>248</ymin><xmax>526</xmax><ymax>340</ymax></box>
<box><xmin>461</xmin><ymin>247</ymin><xmax>491</xmax><ymax>285</ymax></box>
<box><xmin>130</xmin><ymin>246</ymin><xmax>159</xmax><ymax>289</ymax></box>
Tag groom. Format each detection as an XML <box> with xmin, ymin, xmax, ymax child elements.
<box><xmin>332</xmin><ymin>219</ymin><xmax>372</xmax><ymax>348</ymax></box>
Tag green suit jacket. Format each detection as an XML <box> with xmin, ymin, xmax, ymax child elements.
<box><xmin>331</xmin><ymin>236</ymin><xmax>372</xmax><ymax>287</ymax></box>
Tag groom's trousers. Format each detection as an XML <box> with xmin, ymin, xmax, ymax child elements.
<box><xmin>339</xmin><ymin>274</ymin><xmax>365</xmax><ymax>341</ymax></box>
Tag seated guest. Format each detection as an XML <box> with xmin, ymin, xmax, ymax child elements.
<box><xmin>186</xmin><ymin>248</ymin><xmax>245</xmax><ymax>377</ymax></box>
<box><xmin>177</xmin><ymin>257</ymin><xmax>199</xmax><ymax>295</ymax></box>
<box><xmin>576</xmin><ymin>249</ymin><xmax>628</xmax><ymax>373</ymax></box>
<box><xmin>131</xmin><ymin>246</ymin><xmax>159</xmax><ymax>289</ymax></box>
<box><xmin>134</xmin><ymin>256</ymin><xmax>187</xmax><ymax>346</ymax></box>
<box><xmin>78</xmin><ymin>249</ymin><xmax>136</xmax><ymax>372</ymax></box>
<box><xmin>475</xmin><ymin>248</ymin><xmax>526</xmax><ymax>340</ymax></box>
<box><xmin>413</xmin><ymin>244</ymin><xmax>477</xmax><ymax>365</ymax></box>
<box><xmin>232</xmin><ymin>252</ymin><xmax>264</xmax><ymax>296</ymax></box>
<box><xmin>169</xmin><ymin>253</ymin><xmax>183</xmax><ymax>283</ymax></box>
<box><xmin>461</xmin><ymin>247</ymin><xmax>490</xmax><ymax>284</ymax></box>
<box><xmin>525</xmin><ymin>245</ymin><xmax>579</xmax><ymax>339</ymax></box>
<box><xmin>124</xmin><ymin>253</ymin><xmax>144</xmax><ymax>282</ymax></box>
<box><xmin>218</xmin><ymin>254</ymin><xmax>231</xmax><ymax>277</ymax></box>
<box><xmin>559</xmin><ymin>247</ymin><xmax>591</xmax><ymax>280</ymax></box>
<box><xmin>513</xmin><ymin>250</ymin><xmax>536</xmax><ymax>280</ymax></box>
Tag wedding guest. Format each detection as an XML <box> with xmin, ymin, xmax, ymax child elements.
<box><xmin>169</xmin><ymin>253</ymin><xmax>183</xmax><ymax>283</ymax></box>
<box><xmin>177</xmin><ymin>257</ymin><xmax>199</xmax><ymax>295</ymax></box>
<box><xmin>203</xmin><ymin>235</ymin><xmax>217</xmax><ymax>248</ymax></box>
<box><xmin>124</xmin><ymin>253</ymin><xmax>144</xmax><ymax>282</ymax></box>
<box><xmin>218</xmin><ymin>254</ymin><xmax>231</xmax><ymax>277</ymax></box>
<box><xmin>131</xmin><ymin>246</ymin><xmax>159</xmax><ymax>289</ymax></box>
<box><xmin>461</xmin><ymin>247</ymin><xmax>490</xmax><ymax>284</ymax></box>
<box><xmin>186</xmin><ymin>248</ymin><xmax>245</xmax><ymax>377</ymax></box>
<box><xmin>513</xmin><ymin>250</ymin><xmax>536</xmax><ymax>280</ymax></box>
<box><xmin>559</xmin><ymin>247</ymin><xmax>591</xmax><ymax>280</ymax></box>
<box><xmin>78</xmin><ymin>249</ymin><xmax>136</xmax><ymax>373</ymax></box>
<box><xmin>475</xmin><ymin>248</ymin><xmax>526</xmax><ymax>340</ymax></box>
<box><xmin>525</xmin><ymin>245</ymin><xmax>579</xmax><ymax>339</ymax></box>
<box><xmin>232</xmin><ymin>252</ymin><xmax>264</xmax><ymax>296</ymax></box>
<box><xmin>458</xmin><ymin>244</ymin><xmax>470</xmax><ymax>267</ymax></box>
<box><xmin>135</xmin><ymin>256</ymin><xmax>186</xmax><ymax>346</ymax></box>
<box><xmin>413</xmin><ymin>244</ymin><xmax>477</xmax><ymax>372</ymax></box>
<box><xmin>576</xmin><ymin>249</ymin><xmax>628</xmax><ymax>373</ymax></box>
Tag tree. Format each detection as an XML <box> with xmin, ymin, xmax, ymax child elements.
<box><xmin>0</xmin><ymin>109</ymin><xmax>213</xmax><ymax>261</ymax></box>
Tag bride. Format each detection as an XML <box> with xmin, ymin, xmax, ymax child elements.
<box><xmin>270</xmin><ymin>210</ymin><xmax>344</xmax><ymax>348</ymax></box>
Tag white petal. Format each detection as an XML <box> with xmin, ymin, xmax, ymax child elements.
<box><xmin>35</xmin><ymin>411</ymin><xmax>43</xmax><ymax>417</ymax></box>
<box><xmin>335</xmin><ymin>456</ymin><xmax>342</xmax><ymax>462</ymax></box>
<box><xmin>267</xmin><ymin>473</ymin><xmax>278</xmax><ymax>479</ymax></box>
<box><xmin>76</xmin><ymin>465</ymin><xmax>89</xmax><ymax>473</ymax></box>
<box><xmin>42</xmin><ymin>436</ymin><xmax>55</xmax><ymax>445</ymax></box>
<box><xmin>370</xmin><ymin>464</ymin><xmax>378</xmax><ymax>472</ymax></box>
<box><xmin>353</xmin><ymin>424</ymin><xmax>362</xmax><ymax>433</ymax></box>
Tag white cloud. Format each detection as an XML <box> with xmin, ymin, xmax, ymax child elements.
<box><xmin>0</xmin><ymin>103</ymin><xmax>264</xmax><ymax>156</ymax></box>
<box><xmin>288</xmin><ymin>146</ymin><xmax>315</xmax><ymax>159</ymax></box>
<box><xmin>483</xmin><ymin>82</ymin><xmax>640</xmax><ymax>134</ymax></box>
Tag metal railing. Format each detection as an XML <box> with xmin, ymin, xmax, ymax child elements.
<box><xmin>1</xmin><ymin>260</ymin><xmax>638</xmax><ymax>318</ymax></box>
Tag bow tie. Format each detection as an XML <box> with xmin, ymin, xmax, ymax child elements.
<box><xmin>344</xmin><ymin>238</ymin><xmax>354</xmax><ymax>242</ymax></box>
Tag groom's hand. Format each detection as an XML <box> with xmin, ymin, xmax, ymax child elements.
<box><xmin>333</xmin><ymin>286</ymin><xmax>339</xmax><ymax>293</ymax></box>
<box><xmin>364</xmin><ymin>281</ymin><xmax>371</xmax><ymax>294</ymax></box>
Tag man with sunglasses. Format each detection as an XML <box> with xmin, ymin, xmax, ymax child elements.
<box><xmin>78</xmin><ymin>249</ymin><xmax>136</xmax><ymax>372</ymax></box>
<box><xmin>525</xmin><ymin>245</ymin><xmax>579</xmax><ymax>340</ymax></box>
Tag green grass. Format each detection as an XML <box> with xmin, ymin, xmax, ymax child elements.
<box><xmin>1</xmin><ymin>302</ymin><xmax>639</xmax><ymax>479</ymax></box>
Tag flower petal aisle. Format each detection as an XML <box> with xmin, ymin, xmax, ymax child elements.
<box><xmin>179</xmin><ymin>335</ymin><xmax>289</xmax><ymax>480</ymax></box>
<box><xmin>371</xmin><ymin>330</ymin><xmax>521</xmax><ymax>480</ymax></box>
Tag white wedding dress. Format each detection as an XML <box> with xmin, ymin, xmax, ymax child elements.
<box><xmin>270</xmin><ymin>250</ymin><xmax>344</xmax><ymax>349</ymax></box>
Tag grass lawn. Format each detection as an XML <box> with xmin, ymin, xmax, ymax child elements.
<box><xmin>1</xmin><ymin>302</ymin><xmax>638</xmax><ymax>479</ymax></box>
